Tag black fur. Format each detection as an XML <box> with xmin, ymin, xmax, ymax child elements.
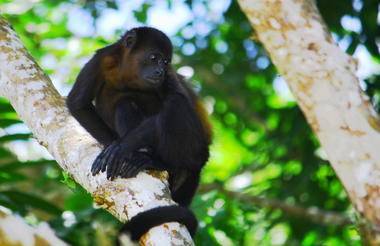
<box><xmin>121</xmin><ymin>206</ymin><xmax>197</xmax><ymax>242</ymax></box>
<box><xmin>67</xmin><ymin>27</ymin><xmax>211</xmax><ymax>242</ymax></box>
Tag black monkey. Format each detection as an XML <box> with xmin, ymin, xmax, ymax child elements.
<box><xmin>67</xmin><ymin>27</ymin><xmax>212</xmax><ymax>242</ymax></box>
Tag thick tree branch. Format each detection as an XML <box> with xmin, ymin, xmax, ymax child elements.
<box><xmin>238</xmin><ymin>0</ymin><xmax>380</xmax><ymax>244</ymax></box>
<box><xmin>0</xmin><ymin>17</ymin><xmax>193</xmax><ymax>246</ymax></box>
<box><xmin>0</xmin><ymin>206</ymin><xmax>68</xmax><ymax>246</ymax></box>
<box><xmin>200</xmin><ymin>183</ymin><xmax>352</xmax><ymax>226</ymax></box>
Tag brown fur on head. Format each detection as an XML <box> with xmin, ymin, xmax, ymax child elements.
<box><xmin>117</xmin><ymin>27</ymin><xmax>173</xmax><ymax>90</ymax></box>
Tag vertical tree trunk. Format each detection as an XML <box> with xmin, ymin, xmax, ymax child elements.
<box><xmin>237</xmin><ymin>0</ymin><xmax>380</xmax><ymax>244</ymax></box>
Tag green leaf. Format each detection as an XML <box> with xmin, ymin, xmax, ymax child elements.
<box><xmin>0</xmin><ymin>119</ymin><xmax>22</xmax><ymax>128</ymax></box>
<box><xmin>106</xmin><ymin>0</ymin><xmax>117</xmax><ymax>9</ymax></box>
<box><xmin>0</xmin><ymin>160</ymin><xmax>55</xmax><ymax>172</ymax></box>
<box><xmin>0</xmin><ymin>148</ymin><xmax>15</xmax><ymax>159</ymax></box>
<box><xmin>0</xmin><ymin>100</ymin><xmax>15</xmax><ymax>113</ymax></box>
<box><xmin>133</xmin><ymin>3</ymin><xmax>151</xmax><ymax>23</ymax></box>
<box><xmin>0</xmin><ymin>193</ymin><xmax>26</xmax><ymax>215</ymax></box>
<box><xmin>0</xmin><ymin>133</ymin><xmax>31</xmax><ymax>143</ymax></box>
<box><xmin>0</xmin><ymin>171</ymin><xmax>28</xmax><ymax>183</ymax></box>
<box><xmin>61</xmin><ymin>172</ymin><xmax>77</xmax><ymax>189</ymax></box>
<box><xmin>65</xmin><ymin>193</ymin><xmax>93</xmax><ymax>212</ymax></box>
<box><xmin>0</xmin><ymin>191</ymin><xmax>62</xmax><ymax>215</ymax></box>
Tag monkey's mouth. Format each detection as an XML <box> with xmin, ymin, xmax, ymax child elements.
<box><xmin>145</xmin><ymin>77</ymin><xmax>163</xmax><ymax>85</ymax></box>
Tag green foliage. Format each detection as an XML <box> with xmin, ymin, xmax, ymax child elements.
<box><xmin>0</xmin><ymin>190</ymin><xmax>62</xmax><ymax>215</ymax></box>
<box><xmin>0</xmin><ymin>0</ymin><xmax>379</xmax><ymax>245</ymax></box>
<box><xmin>133</xmin><ymin>3</ymin><xmax>151</xmax><ymax>23</ymax></box>
<box><xmin>61</xmin><ymin>171</ymin><xmax>77</xmax><ymax>189</ymax></box>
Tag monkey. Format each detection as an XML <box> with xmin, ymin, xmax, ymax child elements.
<box><xmin>66</xmin><ymin>27</ymin><xmax>212</xmax><ymax>242</ymax></box>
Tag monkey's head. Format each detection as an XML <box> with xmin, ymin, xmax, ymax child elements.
<box><xmin>120</xmin><ymin>27</ymin><xmax>173</xmax><ymax>89</ymax></box>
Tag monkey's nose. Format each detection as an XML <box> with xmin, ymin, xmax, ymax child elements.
<box><xmin>154</xmin><ymin>68</ymin><xmax>164</xmax><ymax>77</ymax></box>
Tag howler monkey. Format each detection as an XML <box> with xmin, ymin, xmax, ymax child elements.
<box><xmin>67</xmin><ymin>27</ymin><xmax>211</xmax><ymax>242</ymax></box>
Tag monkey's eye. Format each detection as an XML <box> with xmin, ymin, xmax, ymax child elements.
<box><xmin>163</xmin><ymin>59</ymin><xmax>169</xmax><ymax>65</ymax></box>
<box><xmin>150</xmin><ymin>54</ymin><xmax>157</xmax><ymax>61</ymax></box>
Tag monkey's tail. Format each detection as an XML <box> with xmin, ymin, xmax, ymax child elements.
<box><xmin>118</xmin><ymin>205</ymin><xmax>197</xmax><ymax>243</ymax></box>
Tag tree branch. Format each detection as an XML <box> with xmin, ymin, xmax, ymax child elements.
<box><xmin>200</xmin><ymin>183</ymin><xmax>352</xmax><ymax>226</ymax></box>
<box><xmin>0</xmin><ymin>206</ymin><xmax>68</xmax><ymax>246</ymax></box>
<box><xmin>0</xmin><ymin>17</ymin><xmax>194</xmax><ymax>246</ymax></box>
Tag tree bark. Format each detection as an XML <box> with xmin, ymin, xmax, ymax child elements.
<box><xmin>0</xmin><ymin>17</ymin><xmax>194</xmax><ymax>246</ymax></box>
<box><xmin>237</xmin><ymin>0</ymin><xmax>380</xmax><ymax>244</ymax></box>
<box><xmin>0</xmin><ymin>206</ymin><xmax>68</xmax><ymax>246</ymax></box>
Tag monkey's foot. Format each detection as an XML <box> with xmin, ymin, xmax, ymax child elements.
<box><xmin>119</xmin><ymin>153</ymin><xmax>165</xmax><ymax>178</ymax></box>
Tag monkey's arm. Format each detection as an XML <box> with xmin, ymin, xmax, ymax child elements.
<box><xmin>114</xmin><ymin>98</ymin><xmax>145</xmax><ymax>137</ymax></box>
<box><xmin>67</xmin><ymin>54</ymin><xmax>118</xmax><ymax>146</ymax></box>
<box><xmin>91</xmin><ymin>97</ymin><xmax>159</xmax><ymax>177</ymax></box>
<box><xmin>92</xmin><ymin>80</ymin><xmax>208</xmax><ymax>180</ymax></box>
<box><xmin>91</xmin><ymin>115</ymin><xmax>160</xmax><ymax>179</ymax></box>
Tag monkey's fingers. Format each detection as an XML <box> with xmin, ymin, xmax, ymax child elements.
<box><xmin>91</xmin><ymin>159</ymin><xmax>104</xmax><ymax>174</ymax></box>
<box><xmin>91</xmin><ymin>142</ymin><xmax>115</xmax><ymax>175</ymax></box>
<box><xmin>118</xmin><ymin>160</ymin><xmax>133</xmax><ymax>178</ymax></box>
<box><xmin>108</xmin><ymin>154</ymin><xmax>130</xmax><ymax>180</ymax></box>
<box><xmin>131</xmin><ymin>157</ymin><xmax>151</xmax><ymax>176</ymax></box>
<box><xmin>91</xmin><ymin>153</ymin><xmax>108</xmax><ymax>175</ymax></box>
<box><xmin>123</xmin><ymin>153</ymin><xmax>159</xmax><ymax>178</ymax></box>
<box><xmin>93</xmin><ymin>142</ymin><xmax>121</xmax><ymax>177</ymax></box>
<box><xmin>91</xmin><ymin>162</ymin><xmax>101</xmax><ymax>175</ymax></box>
<box><xmin>118</xmin><ymin>161</ymin><xmax>129</xmax><ymax>177</ymax></box>
<box><xmin>106</xmin><ymin>158</ymin><xmax>124</xmax><ymax>180</ymax></box>
<box><xmin>121</xmin><ymin>157</ymin><xmax>147</xmax><ymax>178</ymax></box>
<box><xmin>99</xmin><ymin>143</ymin><xmax>119</xmax><ymax>170</ymax></box>
<box><xmin>91</xmin><ymin>155</ymin><xmax>108</xmax><ymax>175</ymax></box>
<box><xmin>130</xmin><ymin>162</ymin><xmax>153</xmax><ymax>177</ymax></box>
<box><xmin>107</xmin><ymin>150</ymin><xmax>131</xmax><ymax>180</ymax></box>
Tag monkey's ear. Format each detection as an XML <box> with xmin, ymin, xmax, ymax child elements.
<box><xmin>125</xmin><ymin>30</ymin><xmax>137</xmax><ymax>48</ymax></box>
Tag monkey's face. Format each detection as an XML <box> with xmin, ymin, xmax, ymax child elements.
<box><xmin>138</xmin><ymin>49</ymin><xmax>170</xmax><ymax>88</ymax></box>
<box><xmin>119</xmin><ymin>27</ymin><xmax>173</xmax><ymax>90</ymax></box>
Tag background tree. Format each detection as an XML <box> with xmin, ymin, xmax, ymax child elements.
<box><xmin>0</xmin><ymin>0</ymin><xmax>379</xmax><ymax>245</ymax></box>
<box><xmin>237</xmin><ymin>0</ymin><xmax>380</xmax><ymax>244</ymax></box>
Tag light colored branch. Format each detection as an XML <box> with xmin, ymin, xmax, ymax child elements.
<box><xmin>0</xmin><ymin>17</ymin><xmax>193</xmax><ymax>246</ymax></box>
<box><xmin>200</xmin><ymin>183</ymin><xmax>352</xmax><ymax>226</ymax></box>
<box><xmin>238</xmin><ymin>0</ymin><xmax>380</xmax><ymax>243</ymax></box>
<box><xmin>0</xmin><ymin>206</ymin><xmax>68</xmax><ymax>246</ymax></box>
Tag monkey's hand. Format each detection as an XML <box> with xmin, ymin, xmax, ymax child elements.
<box><xmin>91</xmin><ymin>140</ymin><xmax>125</xmax><ymax>179</ymax></box>
<box><xmin>119</xmin><ymin>151</ymin><xmax>166</xmax><ymax>178</ymax></box>
<box><xmin>91</xmin><ymin>143</ymin><xmax>162</xmax><ymax>180</ymax></box>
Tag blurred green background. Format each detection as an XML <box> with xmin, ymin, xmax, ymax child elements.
<box><xmin>0</xmin><ymin>0</ymin><xmax>379</xmax><ymax>245</ymax></box>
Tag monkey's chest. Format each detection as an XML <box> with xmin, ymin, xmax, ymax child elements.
<box><xmin>121</xmin><ymin>92</ymin><xmax>163</xmax><ymax>116</ymax></box>
<box><xmin>95</xmin><ymin>89</ymin><xmax>162</xmax><ymax>129</ymax></box>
